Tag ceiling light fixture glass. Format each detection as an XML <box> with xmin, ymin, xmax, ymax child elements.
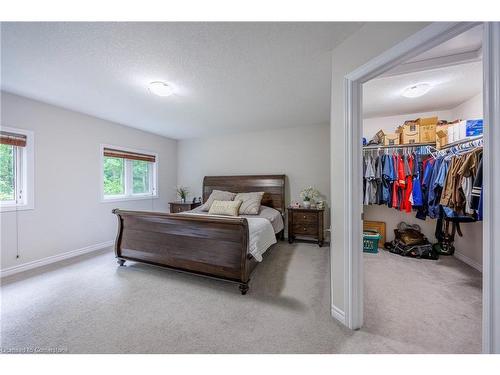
<box><xmin>401</xmin><ymin>83</ymin><xmax>432</xmax><ymax>98</ymax></box>
<box><xmin>148</xmin><ymin>81</ymin><xmax>174</xmax><ymax>97</ymax></box>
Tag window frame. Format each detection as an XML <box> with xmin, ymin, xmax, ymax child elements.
<box><xmin>0</xmin><ymin>126</ymin><xmax>35</xmax><ymax>212</ymax></box>
<box><xmin>99</xmin><ymin>144</ymin><xmax>158</xmax><ymax>203</ymax></box>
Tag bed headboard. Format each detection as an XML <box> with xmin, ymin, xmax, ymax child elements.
<box><xmin>203</xmin><ymin>175</ymin><xmax>286</xmax><ymax>214</ymax></box>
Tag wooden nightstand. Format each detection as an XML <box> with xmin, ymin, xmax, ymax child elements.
<box><xmin>169</xmin><ymin>201</ymin><xmax>201</xmax><ymax>213</ymax></box>
<box><xmin>287</xmin><ymin>207</ymin><xmax>324</xmax><ymax>247</ymax></box>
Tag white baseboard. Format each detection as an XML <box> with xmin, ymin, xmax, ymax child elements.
<box><xmin>454</xmin><ymin>251</ymin><xmax>483</xmax><ymax>273</ymax></box>
<box><xmin>331</xmin><ymin>305</ymin><xmax>346</xmax><ymax>325</ymax></box>
<box><xmin>0</xmin><ymin>240</ymin><xmax>114</xmax><ymax>278</ymax></box>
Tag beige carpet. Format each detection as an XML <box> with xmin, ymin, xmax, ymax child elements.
<box><xmin>0</xmin><ymin>242</ymin><xmax>481</xmax><ymax>353</ymax></box>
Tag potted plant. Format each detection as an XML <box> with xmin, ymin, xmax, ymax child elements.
<box><xmin>300</xmin><ymin>186</ymin><xmax>319</xmax><ymax>209</ymax></box>
<box><xmin>176</xmin><ymin>186</ymin><xmax>189</xmax><ymax>203</ymax></box>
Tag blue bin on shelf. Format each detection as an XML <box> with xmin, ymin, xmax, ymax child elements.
<box><xmin>363</xmin><ymin>230</ymin><xmax>381</xmax><ymax>253</ymax></box>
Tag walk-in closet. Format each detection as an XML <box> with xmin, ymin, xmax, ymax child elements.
<box><xmin>360</xmin><ymin>25</ymin><xmax>484</xmax><ymax>353</ymax></box>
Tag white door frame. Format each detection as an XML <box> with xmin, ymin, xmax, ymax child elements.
<box><xmin>342</xmin><ymin>22</ymin><xmax>500</xmax><ymax>353</ymax></box>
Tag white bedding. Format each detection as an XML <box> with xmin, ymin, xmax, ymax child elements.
<box><xmin>178</xmin><ymin>210</ymin><xmax>277</xmax><ymax>262</ymax></box>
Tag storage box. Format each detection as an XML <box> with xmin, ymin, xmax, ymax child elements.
<box><xmin>383</xmin><ymin>133</ymin><xmax>400</xmax><ymax>146</ymax></box>
<box><xmin>419</xmin><ymin>124</ymin><xmax>436</xmax><ymax>143</ymax></box>
<box><xmin>418</xmin><ymin>117</ymin><xmax>438</xmax><ymax>143</ymax></box>
<box><xmin>448</xmin><ymin>123</ymin><xmax>460</xmax><ymax>144</ymax></box>
<box><xmin>375</xmin><ymin>129</ymin><xmax>385</xmax><ymax>142</ymax></box>
<box><xmin>458</xmin><ymin>120</ymin><xmax>467</xmax><ymax>141</ymax></box>
<box><xmin>363</xmin><ymin>220</ymin><xmax>386</xmax><ymax>248</ymax></box>
<box><xmin>398</xmin><ymin>124</ymin><xmax>419</xmax><ymax>144</ymax></box>
<box><xmin>416</xmin><ymin>116</ymin><xmax>439</xmax><ymax>126</ymax></box>
<box><xmin>401</xmin><ymin>132</ymin><xmax>419</xmax><ymax>144</ymax></box>
<box><xmin>400</xmin><ymin>121</ymin><xmax>419</xmax><ymax>143</ymax></box>
<box><xmin>402</xmin><ymin>120</ymin><xmax>419</xmax><ymax>133</ymax></box>
<box><xmin>363</xmin><ymin>230</ymin><xmax>381</xmax><ymax>254</ymax></box>
<box><xmin>436</xmin><ymin>129</ymin><xmax>448</xmax><ymax>149</ymax></box>
<box><xmin>466</xmin><ymin>119</ymin><xmax>483</xmax><ymax>137</ymax></box>
<box><xmin>435</xmin><ymin>120</ymin><xmax>452</xmax><ymax>149</ymax></box>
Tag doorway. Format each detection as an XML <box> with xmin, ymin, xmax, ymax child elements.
<box><xmin>362</xmin><ymin>25</ymin><xmax>483</xmax><ymax>352</ymax></box>
<box><xmin>341</xmin><ymin>22</ymin><xmax>500</xmax><ymax>353</ymax></box>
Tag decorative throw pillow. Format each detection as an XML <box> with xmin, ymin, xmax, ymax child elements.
<box><xmin>208</xmin><ymin>200</ymin><xmax>242</xmax><ymax>216</ymax></box>
<box><xmin>201</xmin><ymin>190</ymin><xmax>236</xmax><ymax>211</ymax></box>
<box><xmin>234</xmin><ymin>192</ymin><xmax>265</xmax><ymax>215</ymax></box>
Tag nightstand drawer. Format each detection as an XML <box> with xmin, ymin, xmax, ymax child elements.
<box><xmin>292</xmin><ymin>224</ymin><xmax>318</xmax><ymax>236</ymax></box>
<box><xmin>292</xmin><ymin>211</ymin><xmax>318</xmax><ymax>224</ymax></box>
<box><xmin>171</xmin><ymin>204</ymin><xmax>187</xmax><ymax>213</ymax></box>
<box><xmin>169</xmin><ymin>202</ymin><xmax>201</xmax><ymax>213</ymax></box>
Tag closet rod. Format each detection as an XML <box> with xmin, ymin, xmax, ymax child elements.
<box><xmin>362</xmin><ymin>142</ymin><xmax>436</xmax><ymax>150</ymax></box>
<box><xmin>439</xmin><ymin>135</ymin><xmax>483</xmax><ymax>150</ymax></box>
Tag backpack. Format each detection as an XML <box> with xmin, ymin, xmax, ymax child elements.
<box><xmin>386</xmin><ymin>222</ymin><xmax>439</xmax><ymax>260</ymax></box>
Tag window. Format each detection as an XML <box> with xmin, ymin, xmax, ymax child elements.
<box><xmin>101</xmin><ymin>145</ymin><xmax>157</xmax><ymax>201</ymax></box>
<box><xmin>0</xmin><ymin>127</ymin><xmax>35</xmax><ymax>212</ymax></box>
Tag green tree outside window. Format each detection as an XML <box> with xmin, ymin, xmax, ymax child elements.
<box><xmin>0</xmin><ymin>144</ymin><xmax>15</xmax><ymax>201</ymax></box>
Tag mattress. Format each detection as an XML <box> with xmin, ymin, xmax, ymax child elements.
<box><xmin>189</xmin><ymin>205</ymin><xmax>284</xmax><ymax>233</ymax></box>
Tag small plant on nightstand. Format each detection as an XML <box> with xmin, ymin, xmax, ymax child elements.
<box><xmin>300</xmin><ymin>186</ymin><xmax>319</xmax><ymax>209</ymax></box>
<box><xmin>176</xmin><ymin>186</ymin><xmax>189</xmax><ymax>203</ymax></box>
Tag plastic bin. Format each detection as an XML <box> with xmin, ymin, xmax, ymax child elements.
<box><xmin>363</xmin><ymin>230</ymin><xmax>381</xmax><ymax>253</ymax></box>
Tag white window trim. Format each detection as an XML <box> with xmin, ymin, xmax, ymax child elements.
<box><xmin>0</xmin><ymin>126</ymin><xmax>35</xmax><ymax>213</ymax></box>
<box><xmin>99</xmin><ymin>144</ymin><xmax>159</xmax><ymax>203</ymax></box>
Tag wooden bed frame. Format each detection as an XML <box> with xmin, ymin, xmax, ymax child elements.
<box><xmin>112</xmin><ymin>175</ymin><xmax>286</xmax><ymax>294</ymax></box>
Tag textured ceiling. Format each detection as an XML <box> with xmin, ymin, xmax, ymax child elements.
<box><xmin>1</xmin><ymin>22</ymin><xmax>364</xmax><ymax>139</ymax></box>
<box><xmin>363</xmin><ymin>61</ymin><xmax>482</xmax><ymax>118</ymax></box>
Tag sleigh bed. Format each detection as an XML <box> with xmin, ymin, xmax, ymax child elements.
<box><xmin>112</xmin><ymin>175</ymin><xmax>286</xmax><ymax>294</ymax></box>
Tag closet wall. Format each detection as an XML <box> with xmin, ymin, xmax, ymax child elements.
<box><xmin>363</xmin><ymin>93</ymin><xmax>483</xmax><ymax>270</ymax></box>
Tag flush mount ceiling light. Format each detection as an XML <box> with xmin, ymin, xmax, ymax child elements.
<box><xmin>148</xmin><ymin>81</ymin><xmax>174</xmax><ymax>97</ymax></box>
<box><xmin>401</xmin><ymin>83</ymin><xmax>432</xmax><ymax>98</ymax></box>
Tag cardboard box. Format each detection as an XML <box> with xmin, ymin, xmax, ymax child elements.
<box><xmin>419</xmin><ymin>123</ymin><xmax>436</xmax><ymax>143</ymax></box>
<box><xmin>398</xmin><ymin>124</ymin><xmax>419</xmax><ymax>144</ymax></box>
<box><xmin>383</xmin><ymin>133</ymin><xmax>400</xmax><ymax>146</ymax></box>
<box><xmin>401</xmin><ymin>131</ymin><xmax>419</xmax><ymax>144</ymax></box>
<box><xmin>375</xmin><ymin>129</ymin><xmax>385</xmax><ymax>141</ymax></box>
<box><xmin>397</xmin><ymin>119</ymin><xmax>420</xmax><ymax>144</ymax></box>
<box><xmin>436</xmin><ymin>129</ymin><xmax>448</xmax><ymax>149</ymax></box>
<box><xmin>416</xmin><ymin>116</ymin><xmax>439</xmax><ymax>126</ymax></box>
<box><xmin>435</xmin><ymin>120</ymin><xmax>454</xmax><ymax>149</ymax></box>
<box><xmin>438</xmin><ymin>120</ymin><xmax>459</xmax><ymax>145</ymax></box>
<box><xmin>418</xmin><ymin>117</ymin><xmax>438</xmax><ymax>143</ymax></box>
<box><xmin>402</xmin><ymin>120</ymin><xmax>419</xmax><ymax>133</ymax></box>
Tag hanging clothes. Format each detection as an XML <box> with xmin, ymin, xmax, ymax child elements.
<box><xmin>412</xmin><ymin>153</ymin><xmax>423</xmax><ymax>207</ymax></box>
<box><xmin>362</xmin><ymin>140</ymin><xmax>483</xmax><ymax>221</ymax></box>
<box><xmin>363</xmin><ymin>155</ymin><xmax>377</xmax><ymax>205</ymax></box>
<box><xmin>374</xmin><ymin>155</ymin><xmax>383</xmax><ymax>205</ymax></box>
<box><xmin>471</xmin><ymin>152</ymin><xmax>483</xmax><ymax>215</ymax></box>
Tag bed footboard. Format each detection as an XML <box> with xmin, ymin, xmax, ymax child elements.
<box><xmin>112</xmin><ymin>209</ymin><xmax>252</xmax><ymax>293</ymax></box>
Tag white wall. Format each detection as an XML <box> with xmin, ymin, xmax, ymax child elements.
<box><xmin>177</xmin><ymin>123</ymin><xmax>331</xmax><ymax>234</ymax></box>
<box><xmin>451</xmin><ymin>92</ymin><xmax>483</xmax><ymax>120</ymax></box>
<box><xmin>330</xmin><ymin>22</ymin><xmax>430</xmax><ymax>313</ymax></box>
<box><xmin>0</xmin><ymin>92</ymin><xmax>178</xmax><ymax>272</ymax></box>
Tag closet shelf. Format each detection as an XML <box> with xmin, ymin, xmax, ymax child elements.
<box><xmin>363</xmin><ymin>142</ymin><xmax>436</xmax><ymax>150</ymax></box>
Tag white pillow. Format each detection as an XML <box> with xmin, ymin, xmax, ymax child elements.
<box><xmin>208</xmin><ymin>200</ymin><xmax>242</xmax><ymax>216</ymax></box>
<box><xmin>234</xmin><ymin>192</ymin><xmax>265</xmax><ymax>215</ymax></box>
<box><xmin>200</xmin><ymin>190</ymin><xmax>236</xmax><ymax>211</ymax></box>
